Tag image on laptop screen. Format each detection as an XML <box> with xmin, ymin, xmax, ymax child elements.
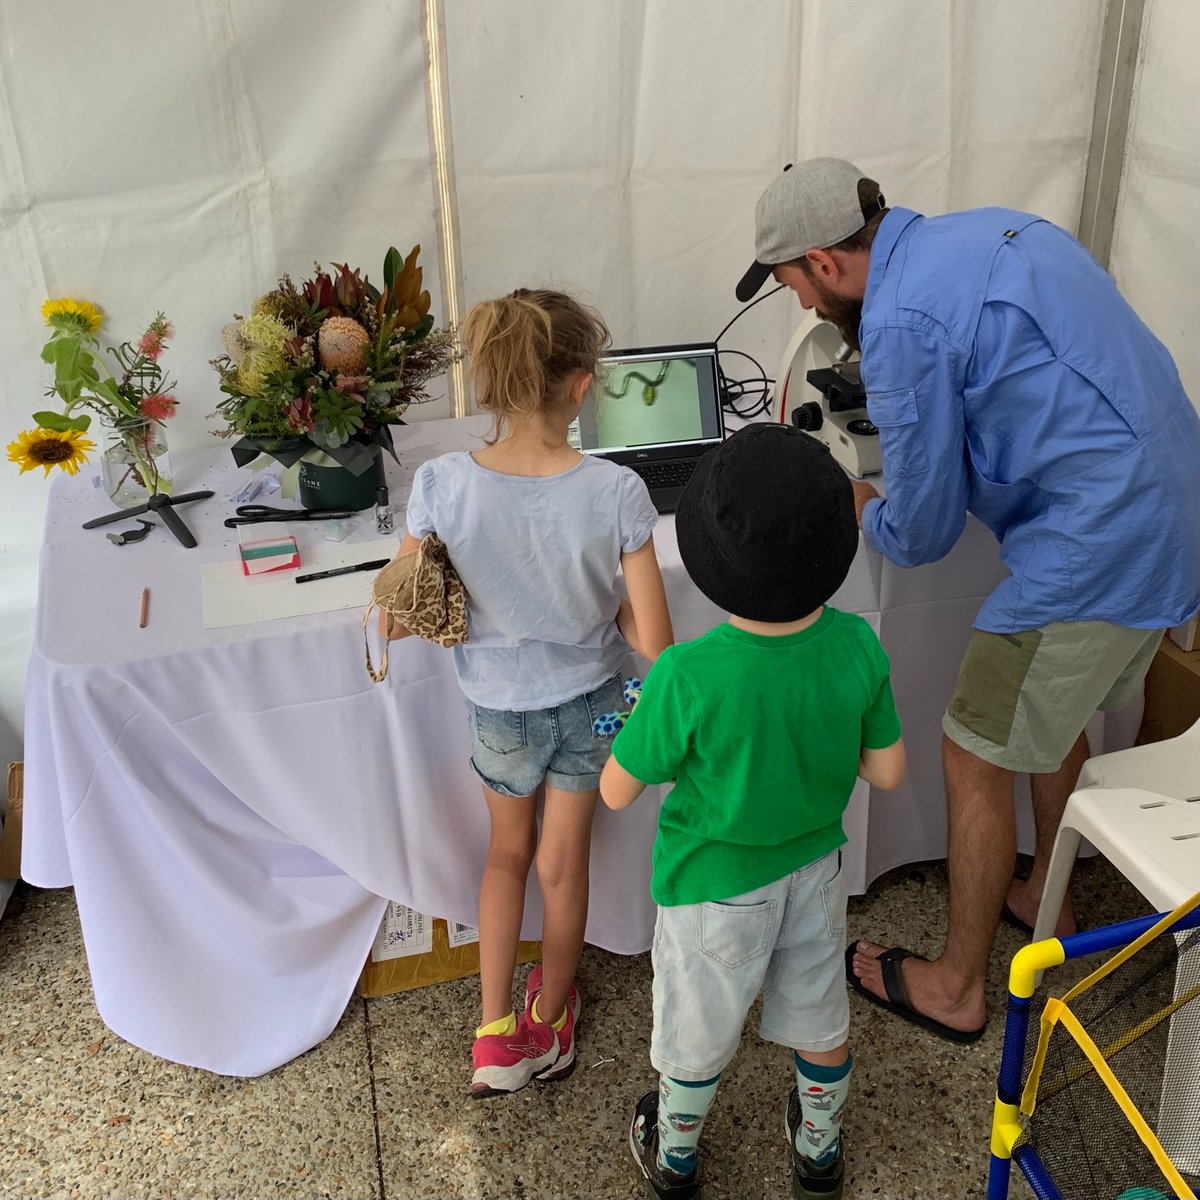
<box><xmin>569</xmin><ymin>344</ymin><xmax>722</xmax><ymax>458</ymax></box>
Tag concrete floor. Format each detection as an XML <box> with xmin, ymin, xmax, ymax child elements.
<box><xmin>0</xmin><ymin>857</ymin><xmax>1151</xmax><ymax>1199</ymax></box>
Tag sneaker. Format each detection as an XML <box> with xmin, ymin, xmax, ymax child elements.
<box><xmin>468</xmin><ymin>1012</ymin><xmax>559</xmax><ymax>1100</ymax></box>
<box><xmin>784</xmin><ymin>1087</ymin><xmax>845</xmax><ymax>1200</ymax></box>
<box><xmin>628</xmin><ymin>1089</ymin><xmax>701</xmax><ymax>1200</ymax></box>
<box><xmin>523</xmin><ymin>963</ymin><xmax>581</xmax><ymax>1082</ymax></box>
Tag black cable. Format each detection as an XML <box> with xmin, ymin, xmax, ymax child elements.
<box><xmin>718</xmin><ymin>349</ymin><xmax>773</xmax><ymax>419</ymax></box>
<box><xmin>713</xmin><ymin>284</ymin><xmax>785</xmax><ymax>344</ymax></box>
<box><xmin>713</xmin><ymin>284</ymin><xmax>786</xmax><ymax>421</ymax></box>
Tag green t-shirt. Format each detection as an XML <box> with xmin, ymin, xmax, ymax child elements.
<box><xmin>611</xmin><ymin>608</ymin><xmax>902</xmax><ymax>906</ymax></box>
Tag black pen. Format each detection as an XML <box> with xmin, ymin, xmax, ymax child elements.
<box><xmin>295</xmin><ymin>558</ymin><xmax>390</xmax><ymax>584</ymax></box>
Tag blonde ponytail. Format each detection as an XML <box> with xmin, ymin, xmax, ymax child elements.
<box><xmin>463</xmin><ymin>288</ymin><xmax>610</xmax><ymax>438</ymax></box>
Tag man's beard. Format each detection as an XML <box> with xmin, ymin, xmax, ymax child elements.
<box><xmin>811</xmin><ymin>277</ymin><xmax>864</xmax><ymax>354</ymax></box>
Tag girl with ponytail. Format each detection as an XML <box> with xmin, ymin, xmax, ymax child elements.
<box><xmin>390</xmin><ymin>288</ymin><xmax>674</xmax><ymax>1097</ymax></box>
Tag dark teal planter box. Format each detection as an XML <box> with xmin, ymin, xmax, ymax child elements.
<box><xmin>297</xmin><ymin>453</ymin><xmax>385</xmax><ymax>511</ymax></box>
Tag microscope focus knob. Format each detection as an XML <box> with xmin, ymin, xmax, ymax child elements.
<box><xmin>791</xmin><ymin>401</ymin><xmax>823</xmax><ymax>432</ymax></box>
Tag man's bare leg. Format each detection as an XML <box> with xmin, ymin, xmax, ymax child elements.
<box><xmin>1006</xmin><ymin>731</ymin><xmax>1089</xmax><ymax>936</ymax></box>
<box><xmin>851</xmin><ymin>735</ymin><xmax>1014</xmax><ymax>1033</ymax></box>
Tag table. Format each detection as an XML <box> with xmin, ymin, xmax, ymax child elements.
<box><xmin>22</xmin><ymin>414</ymin><xmax>1132</xmax><ymax>1076</ymax></box>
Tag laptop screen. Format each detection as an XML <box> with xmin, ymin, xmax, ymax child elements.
<box><xmin>569</xmin><ymin>343</ymin><xmax>723</xmax><ymax>461</ymax></box>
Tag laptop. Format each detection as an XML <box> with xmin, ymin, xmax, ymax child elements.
<box><xmin>569</xmin><ymin>342</ymin><xmax>725</xmax><ymax>513</ymax></box>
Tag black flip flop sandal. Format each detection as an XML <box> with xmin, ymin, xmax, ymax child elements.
<box><xmin>844</xmin><ymin>943</ymin><xmax>986</xmax><ymax>1045</ymax></box>
<box><xmin>1000</xmin><ymin>902</ymin><xmax>1034</xmax><ymax>936</ymax></box>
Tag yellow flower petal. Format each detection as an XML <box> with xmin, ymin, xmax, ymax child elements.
<box><xmin>41</xmin><ymin>297</ymin><xmax>103</xmax><ymax>334</ymax></box>
<box><xmin>7</xmin><ymin>427</ymin><xmax>96</xmax><ymax>477</ymax></box>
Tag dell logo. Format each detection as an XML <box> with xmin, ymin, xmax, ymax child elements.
<box><xmin>635</xmin><ymin>452</ymin><xmax>649</xmax><ymax>459</ymax></box>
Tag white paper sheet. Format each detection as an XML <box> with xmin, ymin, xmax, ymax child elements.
<box><xmin>200</xmin><ymin>537</ymin><xmax>398</xmax><ymax>629</ymax></box>
<box><xmin>370</xmin><ymin>903</ymin><xmax>433</xmax><ymax>963</ymax></box>
<box><xmin>448</xmin><ymin>921</ymin><xmax>480</xmax><ymax>948</ymax></box>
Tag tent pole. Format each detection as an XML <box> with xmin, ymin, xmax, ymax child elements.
<box><xmin>422</xmin><ymin>0</ymin><xmax>468</xmax><ymax>417</ymax></box>
<box><xmin>1078</xmin><ymin>0</ymin><xmax>1147</xmax><ymax>268</ymax></box>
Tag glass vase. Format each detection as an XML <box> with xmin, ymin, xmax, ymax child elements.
<box><xmin>100</xmin><ymin>417</ymin><xmax>173</xmax><ymax>508</ymax></box>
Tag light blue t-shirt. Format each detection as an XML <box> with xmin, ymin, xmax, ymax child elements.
<box><xmin>405</xmin><ymin>451</ymin><xmax>658</xmax><ymax>711</ymax></box>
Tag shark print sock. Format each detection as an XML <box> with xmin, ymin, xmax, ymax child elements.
<box><xmin>656</xmin><ymin>1073</ymin><xmax>720</xmax><ymax>1177</ymax></box>
<box><xmin>793</xmin><ymin>1051</ymin><xmax>852</xmax><ymax>1165</ymax></box>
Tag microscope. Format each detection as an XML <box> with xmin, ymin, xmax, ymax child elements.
<box><xmin>776</xmin><ymin>313</ymin><xmax>882</xmax><ymax>478</ymax></box>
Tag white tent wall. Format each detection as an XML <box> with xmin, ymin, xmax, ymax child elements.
<box><xmin>0</xmin><ymin>0</ymin><xmax>441</xmax><ymax>769</ymax></box>
<box><xmin>1109</xmin><ymin>0</ymin><xmax>1200</xmax><ymax>413</ymax></box>
<box><xmin>446</xmin><ymin>0</ymin><xmax>1104</xmax><ymax>375</ymax></box>
<box><xmin>0</xmin><ymin>1</ymin><xmax>1109</xmax><ymax>765</ymax></box>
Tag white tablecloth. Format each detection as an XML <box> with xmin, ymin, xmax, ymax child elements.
<box><xmin>22</xmin><ymin>414</ymin><xmax>1130</xmax><ymax>1076</ymax></box>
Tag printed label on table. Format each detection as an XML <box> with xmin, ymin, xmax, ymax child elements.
<box><xmin>447</xmin><ymin>921</ymin><xmax>480</xmax><ymax>948</ymax></box>
<box><xmin>371</xmin><ymin>903</ymin><xmax>433</xmax><ymax>961</ymax></box>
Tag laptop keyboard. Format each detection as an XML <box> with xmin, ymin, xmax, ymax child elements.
<box><xmin>631</xmin><ymin>459</ymin><xmax>699</xmax><ymax>491</ymax></box>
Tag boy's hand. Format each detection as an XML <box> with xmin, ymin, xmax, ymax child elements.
<box><xmin>858</xmin><ymin>737</ymin><xmax>906</xmax><ymax>790</ymax></box>
<box><xmin>600</xmin><ymin>755</ymin><xmax>647</xmax><ymax>810</ymax></box>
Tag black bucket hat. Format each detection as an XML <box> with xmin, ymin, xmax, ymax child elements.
<box><xmin>675</xmin><ymin>424</ymin><xmax>858</xmax><ymax>622</ymax></box>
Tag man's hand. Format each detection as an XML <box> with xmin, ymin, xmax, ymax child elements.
<box><xmin>851</xmin><ymin>480</ymin><xmax>880</xmax><ymax>529</ymax></box>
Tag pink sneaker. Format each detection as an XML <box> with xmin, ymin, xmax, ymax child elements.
<box><xmin>524</xmin><ymin>963</ymin><xmax>581</xmax><ymax>1082</ymax></box>
<box><xmin>469</xmin><ymin>1012</ymin><xmax>559</xmax><ymax>1099</ymax></box>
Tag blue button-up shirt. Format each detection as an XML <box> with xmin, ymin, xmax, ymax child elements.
<box><xmin>860</xmin><ymin>207</ymin><xmax>1200</xmax><ymax>632</ymax></box>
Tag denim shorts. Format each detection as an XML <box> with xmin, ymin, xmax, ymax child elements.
<box><xmin>650</xmin><ymin>850</ymin><xmax>849</xmax><ymax>1080</ymax></box>
<box><xmin>465</xmin><ymin>673</ymin><xmax>626</xmax><ymax>797</ymax></box>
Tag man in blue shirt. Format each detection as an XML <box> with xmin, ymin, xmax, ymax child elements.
<box><xmin>737</xmin><ymin>158</ymin><xmax>1200</xmax><ymax>1042</ymax></box>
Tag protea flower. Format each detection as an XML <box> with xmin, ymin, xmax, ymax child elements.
<box><xmin>318</xmin><ymin>316</ymin><xmax>370</xmax><ymax>372</ymax></box>
<box><xmin>303</xmin><ymin>271</ymin><xmax>337</xmax><ymax>313</ymax></box>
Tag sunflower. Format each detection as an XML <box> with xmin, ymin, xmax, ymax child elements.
<box><xmin>7</xmin><ymin>427</ymin><xmax>96</xmax><ymax>476</ymax></box>
<box><xmin>41</xmin><ymin>297</ymin><xmax>104</xmax><ymax>335</ymax></box>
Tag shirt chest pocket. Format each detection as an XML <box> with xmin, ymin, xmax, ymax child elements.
<box><xmin>866</xmin><ymin>387</ymin><xmax>930</xmax><ymax>479</ymax></box>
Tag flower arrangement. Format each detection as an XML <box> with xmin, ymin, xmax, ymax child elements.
<box><xmin>8</xmin><ymin>299</ymin><xmax>178</xmax><ymax>496</ymax></box>
<box><xmin>210</xmin><ymin>244</ymin><xmax>457</xmax><ymax>479</ymax></box>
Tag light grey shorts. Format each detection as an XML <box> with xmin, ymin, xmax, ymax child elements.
<box><xmin>650</xmin><ymin>850</ymin><xmax>849</xmax><ymax>1081</ymax></box>
<box><xmin>943</xmin><ymin>621</ymin><xmax>1163</xmax><ymax>774</ymax></box>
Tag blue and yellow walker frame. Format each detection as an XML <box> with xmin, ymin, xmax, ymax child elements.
<box><xmin>988</xmin><ymin>895</ymin><xmax>1200</xmax><ymax>1200</ymax></box>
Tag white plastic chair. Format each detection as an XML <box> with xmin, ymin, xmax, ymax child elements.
<box><xmin>1032</xmin><ymin>719</ymin><xmax>1200</xmax><ymax>1172</ymax></box>
<box><xmin>1033</xmin><ymin>717</ymin><xmax>1200</xmax><ymax>941</ymax></box>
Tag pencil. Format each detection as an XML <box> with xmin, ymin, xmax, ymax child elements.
<box><xmin>139</xmin><ymin>587</ymin><xmax>150</xmax><ymax>629</ymax></box>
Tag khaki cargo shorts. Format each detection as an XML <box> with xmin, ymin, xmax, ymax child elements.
<box><xmin>943</xmin><ymin>621</ymin><xmax>1163</xmax><ymax>774</ymax></box>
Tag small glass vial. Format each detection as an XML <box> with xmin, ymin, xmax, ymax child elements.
<box><xmin>374</xmin><ymin>485</ymin><xmax>395</xmax><ymax>535</ymax></box>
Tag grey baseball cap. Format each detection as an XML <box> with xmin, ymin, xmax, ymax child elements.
<box><xmin>736</xmin><ymin>158</ymin><xmax>884</xmax><ymax>302</ymax></box>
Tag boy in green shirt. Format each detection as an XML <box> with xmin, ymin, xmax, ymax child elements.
<box><xmin>601</xmin><ymin>424</ymin><xmax>906</xmax><ymax>1200</ymax></box>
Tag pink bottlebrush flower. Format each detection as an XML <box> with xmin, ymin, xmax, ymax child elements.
<box><xmin>140</xmin><ymin>392</ymin><xmax>179</xmax><ymax>421</ymax></box>
<box><xmin>138</xmin><ymin>331</ymin><xmax>165</xmax><ymax>362</ymax></box>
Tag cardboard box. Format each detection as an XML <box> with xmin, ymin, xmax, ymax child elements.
<box><xmin>359</xmin><ymin>902</ymin><xmax>540</xmax><ymax>998</ymax></box>
<box><xmin>1</xmin><ymin>762</ymin><xmax>23</xmax><ymax>880</ymax></box>
<box><xmin>1136</xmin><ymin>638</ymin><xmax>1200</xmax><ymax>745</ymax></box>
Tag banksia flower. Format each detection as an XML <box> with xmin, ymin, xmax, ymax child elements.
<box><xmin>318</xmin><ymin>315</ymin><xmax>370</xmax><ymax>372</ymax></box>
<box><xmin>221</xmin><ymin>320</ymin><xmax>246</xmax><ymax>365</ymax></box>
<box><xmin>251</xmin><ymin>291</ymin><xmax>289</xmax><ymax>320</ymax></box>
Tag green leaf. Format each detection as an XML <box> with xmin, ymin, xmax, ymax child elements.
<box><xmin>383</xmin><ymin>246</ymin><xmax>401</xmax><ymax>291</ymax></box>
<box><xmin>90</xmin><ymin>377</ymin><xmax>125</xmax><ymax>408</ymax></box>
<box><xmin>42</xmin><ymin>336</ymin><xmax>83</xmax><ymax>370</ymax></box>
<box><xmin>32</xmin><ymin>410</ymin><xmax>76</xmax><ymax>432</ymax></box>
<box><xmin>403</xmin><ymin>314</ymin><xmax>435</xmax><ymax>343</ymax></box>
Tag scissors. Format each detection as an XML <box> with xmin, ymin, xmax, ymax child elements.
<box><xmin>223</xmin><ymin>504</ymin><xmax>359</xmax><ymax>528</ymax></box>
